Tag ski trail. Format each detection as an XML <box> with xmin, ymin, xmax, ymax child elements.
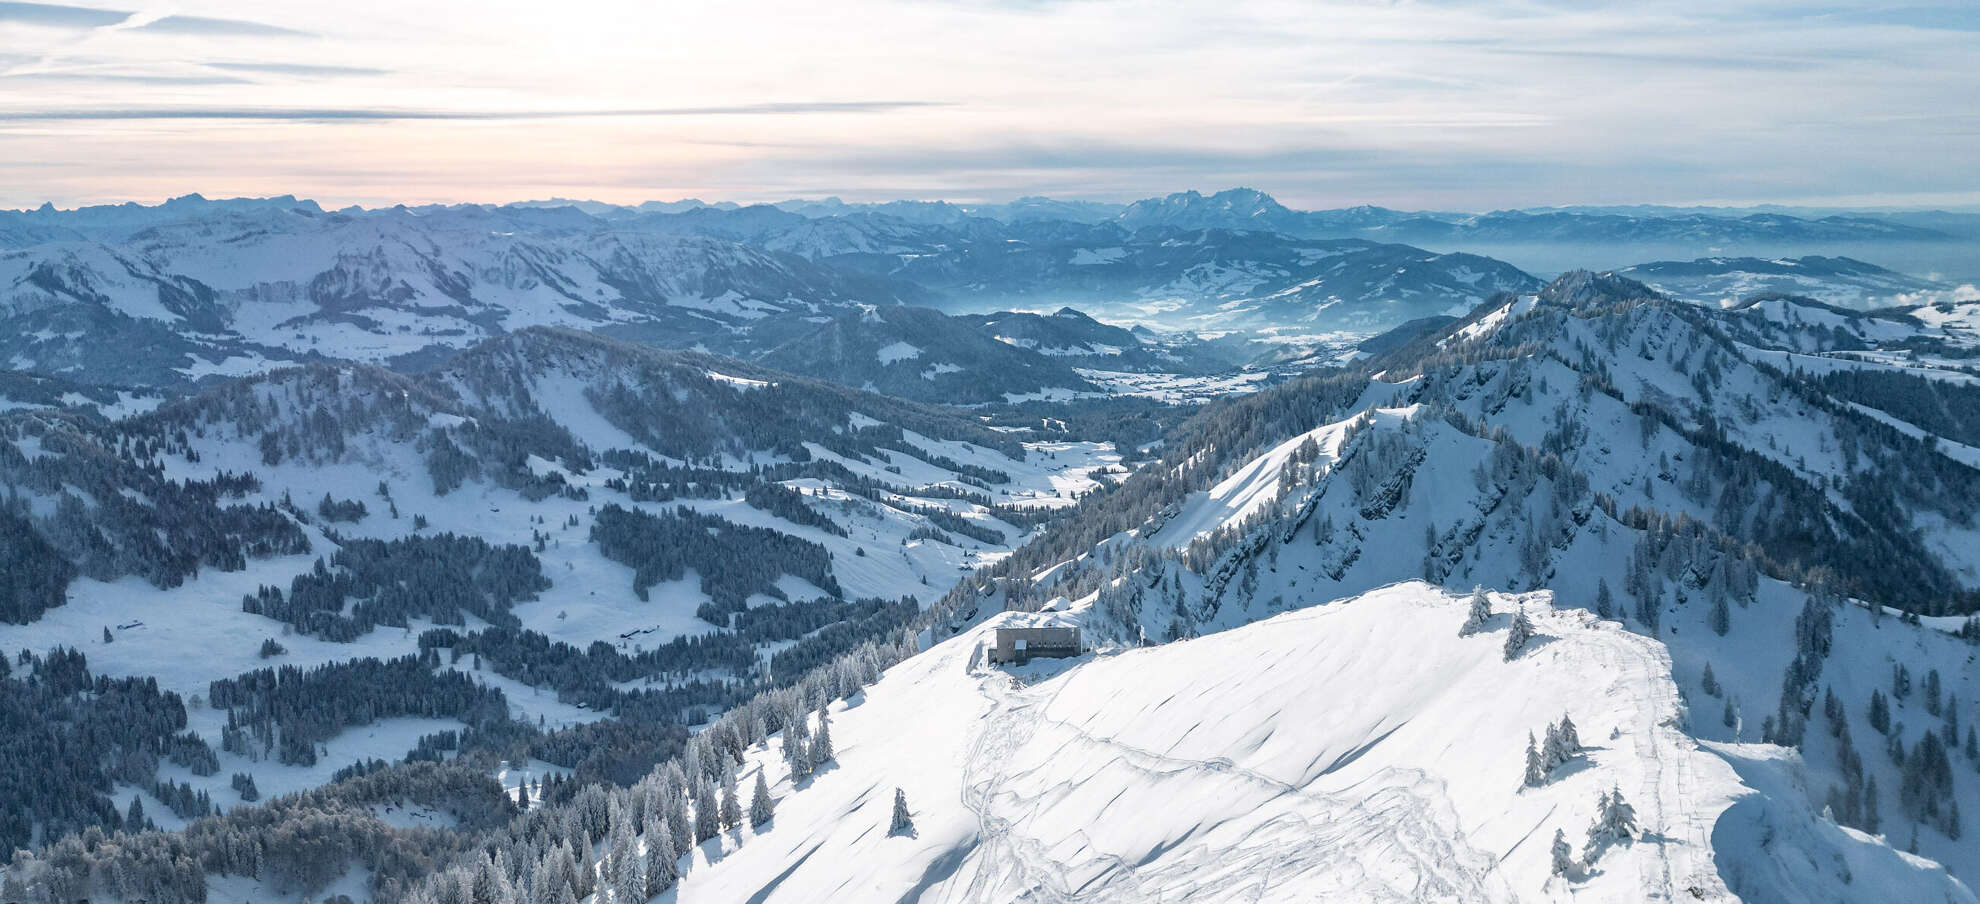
<box><xmin>1579</xmin><ymin>615</ymin><xmax>1724</xmax><ymax>901</ymax></box>
<box><xmin>942</xmin><ymin>658</ymin><xmax>1514</xmax><ymax>903</ymax></box>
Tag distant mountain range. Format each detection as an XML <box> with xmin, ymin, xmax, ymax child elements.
<box><xmin>3</xmin><ymin>190</ymin><xmax>1974</xmax><ymax>400</ymax></box>
<box><xmin>0</xmin><ymin>194</ymin><xmax>1538</xmax><ymax>395</ymax></box>
<box><xmin>1616</xmin><ymin>255</ymin><xmax>1952</xmax><ymax>308</ymax></box>
<box><xmin>8</xmin><ymin>187</ymin><xmax>1972</xmax><ymax>249</ymax></box>
<box><xmin>1108</xmin><ymin>188</ymin><xmax>1964</xmax><ymax>244</ymax></box>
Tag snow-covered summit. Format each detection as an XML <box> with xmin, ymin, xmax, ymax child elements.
<box><xmin>670</xmin><ymin>583</ymin><xmax>1966</xmax><ymax>902</ymax></box>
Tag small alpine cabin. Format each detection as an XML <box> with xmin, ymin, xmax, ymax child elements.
<box><xmin>988</xmin><ymin>625</ymin><xmax>1082</xmax><ymax>665</ymax></box>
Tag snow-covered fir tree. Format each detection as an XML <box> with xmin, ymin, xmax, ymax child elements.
<box><xmin>608</xmin><ymin>820</ymin><xmax>643</xmax><ymax>904</ymax></box>
<box><xmin>720</xmin><ymin>767</ymin><xmax>743</xmax><ymax>830</ymax></box>
<box><xmin>1459</xmin><ymin>586</ymin><xmax>1492</xmax><ymax>636</ymax></box>
<box><xmin>693</xmin><ymin>776</ymin><xmax>720</xmax><ymax>843</ymax></box>
<box><xmin>750</xmin><ymin>772</ymin><xmax>775</xmax><ymax>827</ymax></box>
<box><xmin>812</xmin><ymin>704</ymin><xmax>834</xmax><ymax>766</ymax></box>
<box><xmin>1585</xmin><ymin>784</ymin><xmax>1639</xmax><ymax>863</ymax></box>
<box><xmin>1503</xmin><ymin>605</ymin><xmax>1535</xmax><ymax>661</ymax></box>
<box><xmin>890</xmin><ymin>787</ymin><xmax>915</xmax><ymax>836</ymax></box>
<box><xmin>784</xmin><ymin>714</ymin><xmax>812</xmax><ymax>781</ymax></box>
<box><xmin>1542</xmin><ymin>723</ymin><xmax>1568</xmax><ymax>771</ymax></box>
<box><xmin>1556</xmin><ymin>714</ymin><xmax>1582</xmax><ymax>755</ymax></box>
<box><xmin>643</xmin><ymin>820</ymin><xmax>677</xmax><ymax>899</ymax></box>
<box><xmin>662</xmin><ymin>774</ymin><xmax>693</xmax><ymax>863</ymax></box>
<box><xmin>1523</xmin><ymin>732</ymin><xmax>1547</xmax><ymax>788</ymax></box>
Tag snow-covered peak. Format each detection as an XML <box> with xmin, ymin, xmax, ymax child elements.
<box><xmin>670</xmin><ymin>583</ymin><xmax>1966</xmax><ymax>902</ymax></box>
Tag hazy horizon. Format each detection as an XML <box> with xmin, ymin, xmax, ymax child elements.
<box><xmin>10</xmin><ymin>187</ymin><xmax>1980</xmax><ymax>217</ymax></box>
<box><xmin>3</xmin><ymin>0</ymin><xmax>1977</xmax><ymax>211</ymax></box>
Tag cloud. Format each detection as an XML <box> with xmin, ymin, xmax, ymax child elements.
<box><xmin>0</xmin><ymin>1</ymin><xmax>126</xmax><ymax>28</ymax></box>
<box><xmin>710</xmin><ymin>137</ymin><xmax>1643</xmax><ymax>204</ymax></box>
<box><xmin>0</xmin><ymin>0</ymin><xmax>1973</xmax><ymax>212</ymax></box>
<box><xmin>132</xmin><ymin>13</ymin><xmax>310</xmax><ymax>38</ymax></box>
<box><xmin>0</xmin><ymin>2</ymin><xmax>306</xmax><ymax>37</ymax></box>
<box><xmin>0</xmin><ymin>70</ymin><xmax>251</xmax><ymax>84</ymax></box>
<box><xmin>1482</xmin><ymin>47</ymin><xmax>1823</xmax><ymax>72</ymax></box>
<box><xmin>1787</xmin><ymin>4</ymin><xmax>1980</xmax><ymax>32</ymax></box>
<box><xmin>205</xmin><ymin>62</ymin><xmax>392</xmax><ymax>78</ymax></box>
<box><xmin>0</xmin><ymin>101</ymin><xmax>952</xmax><ymax>123</ymax></box>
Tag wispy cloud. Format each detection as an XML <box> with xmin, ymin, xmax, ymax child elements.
<box><xmin>0</xmin><ymin>1</ymin><xmax>126</xmax><ymax>28</ymax></box>
<box><xmin>0</xmin><ymin>70</ymin><xmax>250</xmax><ymax>84</ymax></box>
<box><xmin>1482</xmin><ymin>47</ymin><xmax>1825</xmax><ymax>72</ymax></box>
<box><xmin>0</xmin><ymin>0</ymin><xmax>1972</xmax><ymax>211</ymax></box>
<box><xmin>0</xmin><ymin>101</ymin><xmax>953</xmax><ymax>122</ymax></box>
<box><xmin>204</xmin><ymin>62</ymin><xmax>391</xmax><ymax>78</ymax></box>
<box><xmin>1790</xmin><ymin>4</ymin><xmax>1980</xmax><ymax>32</ymax></box>
<box><xmin>133</xmin><ymin>13</ymin><xmax>310</xmax><ymax>38</ymax></box>
<box><xmin>0</xmin><ymin>2</ymin><xmax>307</xmax><ymax>36</ymax></box>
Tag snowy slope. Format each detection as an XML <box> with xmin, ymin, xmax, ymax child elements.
<box><xmin>666</xmin><ymin>584</ymin><xmax>1966</xmax><ymax>902</ymax></box>
<box><xmin>890</xmin><ymin>270</ymin><xmax>1980</xmax><ymax>896</ymax></box>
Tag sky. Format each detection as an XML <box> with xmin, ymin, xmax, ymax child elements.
<box><xmin>0</xmin><ymin>0</ymin><xmax>1976</xmax><ymax>211</ymax></box>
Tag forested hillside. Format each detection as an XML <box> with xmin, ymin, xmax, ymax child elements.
<box><xmin>0</xmin><ymin>329</ymin><xmax>1119</xmax><ymax>884</ymax></box>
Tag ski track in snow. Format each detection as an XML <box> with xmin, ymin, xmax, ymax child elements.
<box><xmin>899</xmin><ymin>596</ymin><xmax>1724</xmax><ymax>904</ymax></box>
<box><xmin>951</xmin><ymin>669</ymin><xmax>1504</xmax><ymax>903</ymax></box>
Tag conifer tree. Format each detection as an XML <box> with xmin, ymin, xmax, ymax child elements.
<box><xmin>1583</xmin><ymin>785</ymin><xmax>1637</xmax><ymax>863</ymax></box>
<box><xmin>1504</xmin><ymin>605</ymin><xmax>1535</xmax><ymax>661</ymax></box>
<box><xmin>655</xmin><ymin>779</ymin><xmax>690</xmax><ymax>863</ymax></box>
<box><xmin>694</xmin><ymin>778</ymin><xmax>720</xmax><ymax>843</ymax></box>
<box><xmin>750</xmin><ymin>772</ymin><xmax>775</xmax><ymax>827</ymax></box>
<box><xmin>473</xmin><ymin>853</ymin><xmax>513</xmax><ymax>904</ymax></box>
<box><xmin>643</xmin><ymin>821</ymin><xmax>677</xmax><ymax>899</ymax></box>
<box><xmin>1542</xmin><ymin>723</ymin><xmax>1566</xmax><ymax>771</ymax></box>
<box><xmin>784</xmin><ymin>716</ymin><xmax>811</xmax><ymax>781</ymax></box>
<box><xmin>1599</xmin><ymin>785</ymin><xmax>1636</xmax><ymax>841</ymax></box>
<box><xmin>684</xmin><ymin>741</ymin><xmax>704</xmax><ymax>789</ymax></box>
<box><xmin>608</xmin><ymin>817</ymin><xmax>643</xmax><ymax>904</ymax></box>
<box><xmin>720</xmin><ymin>768</ymin><xmax>742</xmax><ymax>830</ymax></box>
<box><xmin>1460</xmin><ymin>586</ymin><xmax>1492</xmax><ymax>636</ymax></box>
<box><xmin>1864</xmin><ymin>775</ymin><xmax>1881</xmax><ymax>835</ymax></box>
<box><xmin>538</xmin><ymin>866</ymin><xmax>579</xmax><ymax>904</ymax></box>
<box><xmin>565</xmin><ymin>837</ymin><xmax>594</xmax><ymax>901</ymax></box>
<box><xmin>812</xmin><ymin>705</ymin><xmax>834</xmax><ymax>766</ymax></box>
<box><xmin>890</xmin><ymin>787</ymin><xmax>914</xmax><ymax>835</ymax></box>
<box><xmin>1557</xmin><ymin>714</ymin><xmax>1582</xmax><ymax>757</ymax></box>
<box><xmin>1550</xmin><ymin>828</ymin><xmax>1575</xmax><ymax>876</ymax></box>
<box><xmin>1524</xmin><ymin>732</ymin><xmax>1547</xmax><ymax>787</ymax></box>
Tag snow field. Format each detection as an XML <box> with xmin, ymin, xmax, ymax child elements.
<box><xmin>670</xmin><ymin>583</ymin><xmax>1763</xmax><ymax>902</ymax></box>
